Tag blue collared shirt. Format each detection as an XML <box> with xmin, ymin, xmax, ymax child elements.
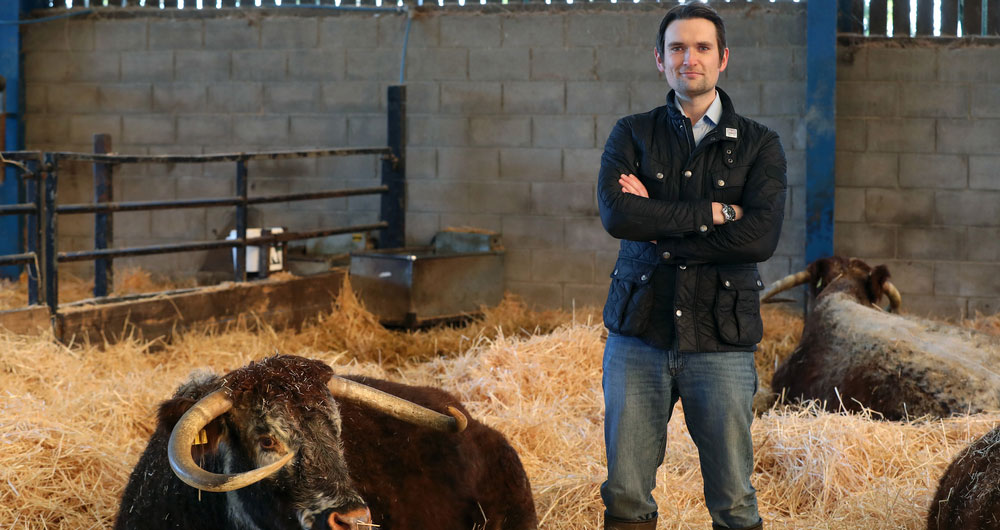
<box><xmin>675</xmin><ymin>90</ymin><xmax>722</xmax><ymax>147</ymax></box>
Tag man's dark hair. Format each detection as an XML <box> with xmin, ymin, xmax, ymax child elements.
<box><xmin>655</xmin><ymin>4</ymin><xmax>728</xmax><ymax>62</ymax></box>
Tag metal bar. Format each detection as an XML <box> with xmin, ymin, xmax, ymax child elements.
<box><xmin>0</xmin><ymin>150</ymin><xmax>42</xmax><ymax>160</ymax></box>
<box><xmin>917</xmin><ymin>0</ymin><xmax>935</xmax><ymax>35</ymax></box>
<box><xmin>941</xmin><ymin>0</ymin><xmax>960</xmax><ymax>35</ymax></box>
<box><xmin>55</xmin><ymin>186</ymin><xmax>390</xmax><ymax>215</ymax></box>
<box><xmin>0</xmin><ymin>252</ymin><xmax>33</xmax><ymax>266</ymax></box>
<box><xmin>0</xmin><ymin>1</ymin><xmax>23</xmax><ymax>280</ymax></box>
<box><xmin>246</xmin><ymin>223</ymin><xmax>389</xmax><ymax>245</ymax></box>
<box><xmin>50</xmin><ymin>147</ymin><xmax>392</xmax><ymax>164</ymax></box>
<box><xmin>26</xmin><ymin>158</ymin><xmax>38</xmax><ymax>305</ymax></box>
<box><xmin>869</xmin><ymin>0</ymin><xmax>888</xmax><ymax>36</ymax></box>
<box><xmin>983</xmin><ymin>0</ymin><xmax>989</xmax><ymax>34</ymax></box>
<box><xmin>963</xmin><ymin>0</ymin><xmax>983</xmax><ymax>35</ymax></box>
<box><xmin>93</xmin><ymin>133</ymin><xmax>112</xmax><ymax>298</ymax></box>
<box><xmin>42</xmin><ymin>154</ymin><xmax>57</xmax><ymax>314</ymax></box>
<box><xmin>989</xmin><ymin>0</ymin><xmax>1000</xmax><ymax>34</ymax></box>
<box><xmin>893</xmin><ymin>0</ymin><xmax>911</xmax><ymax>35</ymax></box>
<box><xmin>0</xmin><ymin>203</ymin><xmax>35</xmax><ymax>214</ymax></box>
<box><xmin>380</xmin><ymin>85</ymin><xmax>406</xmax><ymax>249</ymax></box>
<box><xmin>806</xmin><ymin>0</ymin><xmax>836</xmax><ymax>269</ymax></box>
<box><xmin>838</xmin><ymin>0</ymin><xmax>864</xmax><ymax>33</ymax></box>
<box><xmin>235</xmin><ymin>160</ymin><xmax>247</xmax><ymax>282</ymax></box>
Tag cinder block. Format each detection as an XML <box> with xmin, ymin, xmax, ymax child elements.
<box><xmin>757</xmin><ymin>257</ymin><xmax>791</xmax><ymax>287</ymax></box>
<box><xmin>345</xmin><ymin>49</ymin><xmax>398</xmax><ymax>82</ymax></box>
<box><xmin>833</xmin><ymin>222</ymin><xmax>896</xmax><ymax>259</ymax></box>
<box><xmin>440</xmin><ymin>82</ymin><xmax>502</xmax><ymax>114</ymax></box>
<box><xmin>441</xmin><ymin>15</ymin><xmax>501</xmax><ymax>48</ymax></box>
<box><xmin>407</xmin><ymin>179</ymin><xmax>469</xmax><ymax>213</ymax></box>
<box><xmin>112</xmin><ymin>211</ymin><xmax>152</xmax><ymax>240</ymax></box>
<box><xmin>761</xmin><ymin>10</ymin><xmax>807</xmax><ymax>46</ymax></box>
<box><xmin>438</xmin><ymin>147</ymin><xmax>499</xmax><ymax>180</ymax></box>
<box><xmin>404</xmin><ymin>82</ymin><xmax>440</xmax><ymax>114</ymax></box>
<box><xmin>176</xmin><ymin>51</ymin><xmax>232</xmax><ymax>82</ymax></box>
<box><xmin>119</xmin><ymin>175</ymin><xmax>177</xmax><ymax>202</ymax></box>
<box><xmin>625</xmin><ymin>11</ymin><xmax>662</xmax><ymax>48</ymax></box>
<box><xmin>321</xmin><ymin>82</ymin><xmax>382</xmax><ymax>113</ymax></box>
<box><xmin>866</xmin><ymin>119</ymin><xmax>935</xmax><ymax>153</ymax></box>
<box><xmin>23</xmin><ymin>19</ymin><xmax>89</xmax><ymax>51</ymax></box>
<box><xmin>25</xmin><ymin>52</ymin><xmax>112</xmax><ymax>83</ymax></box>
<box><xmin>468</xmin><ymin>182</ymin><xmax>531</xmax><ymax>214</ymax></box>
<box><xmin>470</xmin><ymin>48</ymin><xmax>530</xmax><ymax>81</ymax></box>
<box><xmin>149</xmin><ymin>19</ymin><xmax>203</xmax><ymax>50</ymax></box>
<box><xmin>835</xmin><ymin>118</ymin><xmax>866</xmax><ymax>152</ymax></box>
<box><xmin>595</xmin><ymin>114</ymin><xmax>620</xmax><ymax>149</ymax></box>
<box><xmin>565</xmin><ymin>215</ymin><xmax>618</xmax><ymax>252</ymax></box>
<box><xmin>899</xmin><ymin>294</ymin><xmax>966</xmax><ymax>320</ymax></box>
<box><xmin>898</xmin><ymin>227</ymin><xmax>965</xmax><ymax>260</ymax></box>
<box><xmin>629</xmin><ymin>81</ymin><xmax>668</xmax><ymax>114</ymax></box>
<box><xmin>502</xmin><ymin>215</ymin><xmax>564</xmax><ymax>249</ymax></box>
<box><xmin>176</xmin><ymin>175</ymin><xmax>231</xmax><ymax>201</ymax></box>
<box><xmin>934</xmin><ymin>262</ymin><xmax>1000</xmax><ymax>297</ymax></box>
<box><xmin>835</xmin><ymin>152</ymin><xmax>898</xmax><ymax>187</ymax></box>
<box><xmin>153</xmin><ymin>83</ymin><xmax>208</xmax><ymax>113</ymax></box>
<box><xmin>46</xmin><ymin>83</ymin><xmax>98</xmax><ymax>113</ymax></box>
<box><xmin>204</xmin><ymin>18</ymin><xmax>260</xmax><ymax>49</ymax></box>
<box><xmin>970</xmin><ymin>156</ymin><xmax>1000</xmax><ymax>190</ymax></box>
<box><xmin>866</xmin><ymin>48</ymin><xmax>937</xmax><ymax>81</ymax></box>
<box><xmin>408</xmin><ymin>116</ymin><xmax>469</xmax><ymax>148</ymax></box>
<box><xmin>596</xmin><ymin>48</ymin><xmax>658</xmax><ymax>82</ymax></box>
<box><xmin>95</xmin><ymin>19</ymin><xmax>147</xmax><ymax>51</ymax></box>
<box><xmin>405</xmin><ymin>147</ymin><xmax>436</xmax><ymax>180</ymax></box>
<box><xmin>261</xmin><ymin>18</ymin><xmax>319</xmax><ymax>49</ymax></box>
<box><xmin>505</xmin><ymin>281</ymin><xmax>563</xmax><ymax>310</ymax></box>
<box><xmin>529</xmin><ymin>48</ymin><xmax>596</xmax><ymax>82</ymax></box>
<box><xmin>207</xmin><ymin>83</ymin><xmax>262</xmax><ymax>113</ymax></box>
<box><xmin>565</xmin><ymin>282</ymin><xmax>612</xmax><ymax>313</ymax></box>
<box><xmin>835</xmin><ymin>82</ymin><xmax>898</xmax><ymax>118</ymax></box>
<box><xmin>98</xmin><ymin>84</ymin><xmax>152</xmax><ymax>114</ymax></box>
<box><xmin>288</xmin><ymin>50</ymin><xmax>346</xmax><ymax>81</ymax></box>
<box><xmin>68</xmin><ymin>115</ymin><xmax>120</xmax><ymax>145</ymax></box>
<box><xmin>438</xmin><ymin>213</ymin><xmax>502</xmax><ymax>233</ymax></box>
<box><xmin>320</xmin><ymin>16</ymin><xmax>380</xmax><ymax>49</ymax></box>
<box><xmin>937</xmin><ymin>119</ymin><xmax>1000</xmax><ymax>155</ymax></box>
<box><xmin>761</xmin><ymin>81</ymin><xmax>805</xmax><ymax>116</ymax></box>
<box><xmin>232</xmin><ymin>51</ymin><xmax>287</xmax><ymax>82</ymax></box>
<box><xmin>377</xmin><ymin>14</ymin><xmax>438</xmax><ymax>48</ymax></box>
<box><xmin>407</xmin><ymin>48</ymin><xmax>468</xmax><ymax>81</ymax></box>
<box><xmin>834</xmin><ymin>187</ymin><xmax>866</xmax><ymax>223</ymax></box>
<box><xmin>502</xmin><ymin>248</ymin><xmax>531</xmax><ymax>282</ymax></box>
<box><xmin>531</xmin><ymin>182</ymin><xmax>596</xmax><ymax>216</ymax></box>
<box><xmin>176</xmin><ymin>115</ymin><xmax>231</xmax><ymax>146</ymax></box>
<box><xmin>938</xmin><ymin>48</ymin><xmax>1000</xmax><ymax>83</ymax></box>
<box><xmin>568</xmin><ymin>82</ymin><xmax>628</xmax><ymax>115</ymax></box>
<box><xmin>500</xmin><ymin>148</ymin><xmax>562</xmax><ymax>181</ymax></box>
<box><xmin>721</xmin><ymin>81</ymin><xmax>762</xmax><ymax>117</ymax></box>
<box><xmin>899</xmin><ymin>154</ymin><xmax>967</xmax><ymax>189</ymax></box>
<box><xmin>232</xmin><ymin>115</ymin><xmax>289</xmax><ymax>146</ymax></box>
<box><xmin>567</xmin><ymin>14</ymin><xmax>629</xmax><ymax>47</ymax></box>
<box><xmin>533</xmin><ymin>116</ymin><xmax>595</xmax><ymax>149</ymax></box>
<box><xmin>725</xmin><ymin>47</ymin><xmax>799</xmax><ymax>82</ymax></box>
<box><xmin>123</xmin><ymin>115</ymin><xmax>175</xmax><ymax>145</ymax></box>
<box><xmin>785</xmin><ymin>150</ymin><xmax>806</xmax><ymax>188</ymax></box>
<box><xmin>469</xmin><ymin>117</ymin><xmax>530</xmax><ymax>148</ymax></box>
<box><xmin>901</xmin><ymin>84</ymin><xmax>969</xmax><ymax>118</ymax></box>
<box><xmin>289</xmin><ymin>116</ymin><xmax>348</xmax><ymax>147</ymax></box>
<box><xmin>774</xmin><ymin>219</ymin><xmax>805</xmax><ymax>258</ymax></box>
<box><xmin>347</xmin><ymin>115</ymin><xmax>386</xmax><ymax>147</ymax></box>
<box><xmin>968</xmin><ymin>298</ymin><xmax>1000</xmax><ymax>318</ymax></box>
<box><xmin>25</xmin><ymin>84</ymin><xmax>45</xmax><ymax>113</ymax></box>
<box><xmin>501</xmin><ymin>14</ymin><xmax>564</xmax><ymax>48</ymax></box>
<box><xmin>120</xmin><ymin>51</ymin><xmax>172</xmax><ymax>83</ymax></box>
<box><xmin>405</xmin><ymin>212</ymin><xmax>440</xmax><ymax>247</ymax></box>
<box><xmin>25</xmin><ymin>115</ymin><xmax>68</xmax><ymax>145</ymax></box>
<box><xmin>503</xmin><ymin>81</ymin><xmax>564</xmax><ymax>114</ymax></box>
<box><xmin>532</xmin><ymin>248</ymin><xmax>594</xmax><ymax>284</ymax></box>
<box><xmin>879</xmin><ymin>259</ymin><xmax>935</xmax><ymax>295</ymax></box>
<box><xmin>836</xmin><ymin>45</ymin><xmax>868</xmax><ymax>82</ymax></box>
<box><xmin>935</xmin><ymin>190</ymin><xmax>1000</xmax><ymax>226</ymax></box>
<box><xmin>972</xmin><ymin>85</ymin><xmax>1000</xmax><ymax>118</ymax></box>
<box><xmin>563</xmin><ymin>148</ymin><xmax>602</xmax><ymax>182</ymax></box>
<box><xmin>150</xmin><ymin>208</ymin><xmax>207</xmax><ymax>240</ymax></box>
<box><xmin>263</xmin><ymin>83</ymin><xmax>321</xmax><ymax>113</ymax></box>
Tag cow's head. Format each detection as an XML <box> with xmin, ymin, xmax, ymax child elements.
<box><xmin>761</xmin><ymin>256</ymin><xmax>902</xmax><ymax>312</ymax></box>
<box><xmin>161</xmin><ymin>355</ymin><xmax>467</xmax><ymax>530</ymax></box>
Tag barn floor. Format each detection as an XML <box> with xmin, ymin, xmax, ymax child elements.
<box><xmin>1</xmin><ymin>278</ymin><xmax>998</xmax><ymax>529</ymax></box>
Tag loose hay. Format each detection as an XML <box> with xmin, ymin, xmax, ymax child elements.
<box><xmin>1</xmin><ymin>281</ymin><xmax>998</xmax><ymax>529</ymax></box>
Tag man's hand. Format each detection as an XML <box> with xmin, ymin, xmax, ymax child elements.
<box><xmin>712</xmin><ymin>202</ymin><xmax>744</xmax><ymax>225</ymax></box>
<box><xmin>619</xmin><ymin>173</ymin><xmax>649</xmax><ymax>198</ymax></box>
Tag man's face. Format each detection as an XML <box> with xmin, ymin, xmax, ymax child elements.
<box><xmin>655</xmin><ymin>17</ymin><xmax>729</xmax><ymax>99</ymax></box>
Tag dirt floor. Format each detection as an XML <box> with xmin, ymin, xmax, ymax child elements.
<box><xmin>1</xmin><ymin>276</ymin><xmax>999</xmax><ymax>529</ymax></box>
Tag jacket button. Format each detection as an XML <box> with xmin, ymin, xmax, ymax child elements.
<box><xmin>679</xmin><ymin>265</ymin><xmax>687</xmax><ymax>270</ymax></box>
<box><xmin>656</xmin><ymin>172</ymin><xmax>664</xmax><ymax>180</ymax></box>
<box><xmin>699</xmin><ymin>225</ymin><xmax>708</xmax><ymax>232</ymax></box>
<box><xmin>726</xmin><ymin>149</ymin><xmax>732</xmax><ymax>155</ymax></box>
<box><xmin>717</xmin><ymin>179</ymin><xmax>725</xmax><ymax>187</ymax></box>
<box><xmin>661</xmin><ymin>251</ymin><xmax>671</xmax><ymax>260</ymax></box>
<box><xmin>724</xmin><ymin>280</ymin><xmax>731</xmax><ymax>288</ymax></box>
<box><xmin>675</xmin><ymin>309</ymin><xmax>683</xmax><ymax>317</ymax></box>
<box><xmin>727</xmin><ymin>158</ymin><xmax>734</xmax><ymax>164</ymax></box>
<box><xmin>614</xmin><ymin>269</ymin><xmax>618</xmax><ymax>275</ymax></box>
<box><xmin>757</xmin><ymin>280</ymin><xmax>763</xmax><ymax>287</ymax></box>
<box><xmin>640</xmin><ymin>274</ymin><xmax>648</xmax><ymax>281</ymax></box>
<box><xmin>683</xmin><ymin>170</ymin><xmax>692</xmax><ymax>178</ymax></box>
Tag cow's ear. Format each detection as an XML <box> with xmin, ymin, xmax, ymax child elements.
<box><xmin>806</xmin><ymin>259</ymin><xmax>829</xmax><ymax>296</ymax></box>
<box><xmin>869</xmin><ymin>265</ymin><xmax>891</xmax><ymax>304</ymax></box>
<box><xmin>157</xmin><ymin>397</ymin><xmax>227</xmax><ymax>461</ymax></box>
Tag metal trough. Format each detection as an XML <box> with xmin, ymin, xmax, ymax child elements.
<box><xmin>349</xmin><ymin>247</ymin><xmax>504</xmax><ymax>328</ymax></box>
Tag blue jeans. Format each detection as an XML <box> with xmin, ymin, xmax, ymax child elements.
<box><xmin>601</xmin><ymin>332</ymin><xmax>760</xmax><ymax>528</ymax></box>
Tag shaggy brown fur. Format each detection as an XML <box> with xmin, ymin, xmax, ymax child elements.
<box><xmin>928</xmin><ymin>426</ymin><xmax>1000</xmax><ymax>529</ymax></box>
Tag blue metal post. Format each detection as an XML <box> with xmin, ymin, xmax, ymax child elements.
<box><xmin>0</xmin><ymin>1</ymin><xmax>29</xmax><ymax>280</ymax></box>
<box><xmin>42</xmin><ymin>153</ymin><xmax>57</xmax><ymax>314</ymax></box>
<box><xmin>806</xmin><ymin>1</ymin><xmax>837</xmax><ymax>265</ymax></box>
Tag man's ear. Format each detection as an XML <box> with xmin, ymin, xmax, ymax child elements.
<box><xmin>158</xmin><ymin>397</ymin><xmax>226</xmax><ymax>463</ymax></box>
<box><xmin>719</xmin><ymin>47</ymin><xmax>729</xmax><ymax>72</ymax></box>
<box><xmin>654</xmin><ymin>47</ymin><xmax>666</xmax><ymax>74</ymax></box>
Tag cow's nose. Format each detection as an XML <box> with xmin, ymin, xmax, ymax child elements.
<box><xmin>327</xmin><ymin>506</ymin><xmax>372</xmax><ymax>530</ymax></box>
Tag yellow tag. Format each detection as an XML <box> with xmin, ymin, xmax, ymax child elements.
<box><xmin>192</xmin><ymin>429</ymin><xmax>208</xmax><ymax>446</ymax></box>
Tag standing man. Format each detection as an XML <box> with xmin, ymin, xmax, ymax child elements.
<box><xmin>597</xmin><ymin>5</ymin><xmax>786</xmax><ymax>530</ymax></box>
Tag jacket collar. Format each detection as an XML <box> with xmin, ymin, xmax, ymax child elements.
<box><xmin>665</xmin><ymin>87</ymin><xmax>741</xmax><ymax>144</ymax></box>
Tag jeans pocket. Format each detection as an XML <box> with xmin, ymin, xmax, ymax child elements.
<box><xmin>714</xmin><ymin>268</ymin><xmax>765</xmax><ymax>346</ymax></box>
<box><xmin>603</xmin><ymin>258</ymin><xmax>655</xmax><ymax>335</ymax></box>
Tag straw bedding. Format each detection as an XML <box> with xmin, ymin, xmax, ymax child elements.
<box><xmin>2</xmin><ymin>277</ymin><xmax>999</xmax><ymax>529</ymax></box>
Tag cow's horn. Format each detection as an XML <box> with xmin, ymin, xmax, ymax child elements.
<box><xmin>760</xmin><ymin>270</ymin><xmax>812</xmax><ymax>303</ymax></box>
<box><xmin>167</xmin><ymin>389</ymin><xmax>295</xmax><ymax>492</ymax></box>
<box><xmin>327</xmin><ymin>376</ymin><xmax>468</xmax><ymax>433</ymax></box>
<box><xmin>884</xmin><ymin>281</ymin><xmax>902</xmax><ymax>312</ymax></box>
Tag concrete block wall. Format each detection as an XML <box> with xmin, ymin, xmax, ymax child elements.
<box><xmin>836</xmin><ymin>39</ymin><xmax>1000</xmax><ymax>319</ymax></box>
<box><xmin>22</xmin><ymin>4</ymin><xmax>808</xmax><ymax>310</ymax></box>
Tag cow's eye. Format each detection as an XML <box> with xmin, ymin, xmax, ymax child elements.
<box><xmin>258</xmin><ymin>435</ymin><xmax>278</xmax><ymax>451</ymax></box>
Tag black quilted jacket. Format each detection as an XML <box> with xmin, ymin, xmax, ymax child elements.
<box><xmin>598</xmin><ymin>88</ymin><xmax>787</xmax><ymax>353</ymax></box>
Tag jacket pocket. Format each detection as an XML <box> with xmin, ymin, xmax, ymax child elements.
<box><xmin>714</xmin><ymin>268</ymin><xmax>765</xmax><ymax>346</ymax></box>
<box><xmin>603</xmin><ymin>257</ymin><xmax>655</xmax><ymax>335</ymax></box>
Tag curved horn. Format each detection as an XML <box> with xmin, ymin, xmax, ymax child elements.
<box><xmin>760</xmin><ymin>270</ymin><xmax>812</xmax><ymax>303</ymax></box>
<box><xmin>884</xmin><ymin>281</ymin><xmax>902</xmax><ymax>313</ymax></box>
<box><xmin>167</xmin><ymin>389</ymin><xmax>295</xmax><ymax>492</ymax></box>
<box><xmin>327</xmin><ymin>376</ymin><xmax>468</xmax><ymax>433</ymax></box>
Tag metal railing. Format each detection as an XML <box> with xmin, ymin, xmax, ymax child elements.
<box><xmin>0</xmin><ymin>85</ymin><xmax>406</xmax><ymax>315</ymax></box>
<box><xmin>839</xmin><ymin>0</ymin><xmax>1000</xmax><ymax>37</ymax></box>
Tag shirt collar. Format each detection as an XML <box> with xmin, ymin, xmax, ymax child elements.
<box><xmin>674</xmin><ymin>90</ymin><xmax>722</xmax><ymax>127</ymax></box>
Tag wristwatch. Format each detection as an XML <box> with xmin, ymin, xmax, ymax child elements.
<box><xmin>721</xmin><ymin>203</ymin><xmax>736</xmax><ymax>223</ymax></box>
